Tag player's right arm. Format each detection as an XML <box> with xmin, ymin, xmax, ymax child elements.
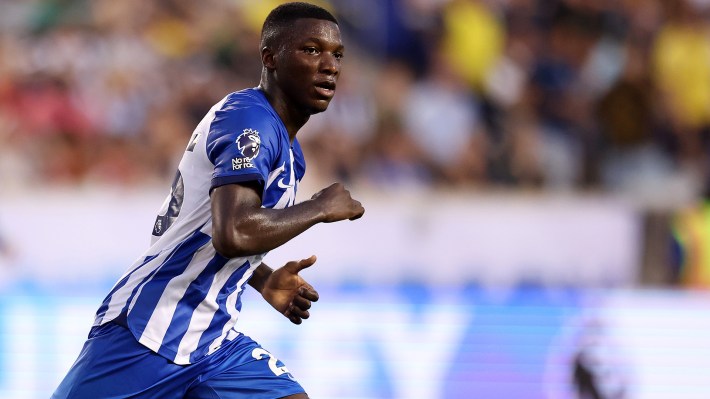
<box><xmin>211</xmin><ymin>181</ymin><xmax>363</xmax><ymax>258</ymax></box>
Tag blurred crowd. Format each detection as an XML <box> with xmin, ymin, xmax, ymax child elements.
<box><xmin>0</xmin><ymin>0</ymin><xmax>709</xmax><ymax>200</ymax></box>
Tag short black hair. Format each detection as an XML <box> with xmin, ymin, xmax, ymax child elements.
<box><xmin>260</xmin><ymin>2</ymin><xmax>338</xmax><ymax>49</ymax></box>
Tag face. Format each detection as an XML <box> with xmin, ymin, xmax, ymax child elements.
<box><xmin>271</xmin><ymin>18</ymin><xmax>344</xmax><ymax>115</ymax></box>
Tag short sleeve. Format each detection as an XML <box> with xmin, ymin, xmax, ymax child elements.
<box><xmin>206</xmin><ymin>104</ymin><xmax>281</xmax><ymax>191</ymax></box>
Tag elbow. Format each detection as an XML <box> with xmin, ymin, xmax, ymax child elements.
<box><xmin>212</xmin><ymin>228</ymin><xmax>261</xmax><ymax>258</ymax></box>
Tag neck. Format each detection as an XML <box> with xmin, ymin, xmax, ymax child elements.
<box><xmin>257</xmin><ymin>82</ymin><xmax>309</xmax><ymax>141</ymax></box>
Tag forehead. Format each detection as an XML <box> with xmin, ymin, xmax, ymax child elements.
<box><xmin>283</xmin><ymin>18</ymin><xmax>342</xmax><ymax>46</ymax></box>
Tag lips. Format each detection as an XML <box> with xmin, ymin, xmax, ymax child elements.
<box><xmin>314</xmin><ymin>80</ymin><xmax>336</xmax><ymax>99</ymax></box>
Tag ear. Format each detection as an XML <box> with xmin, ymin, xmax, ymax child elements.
<box><xmin>261</xmin><ymin>46</ymin><xmax>276</xmax><ymax>71</ymax></box>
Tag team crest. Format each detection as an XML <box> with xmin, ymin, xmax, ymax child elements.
<box><xmin>236</xmin><ymin>128</ymin><xmax>261</xmax><ymax>159</ymax></box>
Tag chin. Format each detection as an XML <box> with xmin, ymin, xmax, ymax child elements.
<box><xmin>307</xmin><ymin>100</ymin><xmax>332</xmax><ymax>115</ymax></box>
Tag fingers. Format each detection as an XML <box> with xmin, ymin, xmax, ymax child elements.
<box><xmin>286</xmin><ymin>311</ymin><xmax>303</xmax><ymax>324</ymax></box>
<box><xmin>288</xmin><ymin>306</ymin><xmax>310</xmax><ymax>320</ymax></box>
<box><xmin>284</xmin><ymin>255</ymin><xmax>317</xmax><ymax>274</ymax></box>
<box><xmin>292</xmin><ymin>292</ymin><xmax>312</xmax><ymax>310</ymax></box>
<box><xmin>285</xmin><ymin>286</ymin><xmax>319</xmax><ymax>325</ymax></box>
<box><xmin>284</xmin><ymin>303</ymin><xmax>310</xmax><ymax>325</ymax></box>
<box><xmin>349</xmin><ymin>201</ymin><xmax>365</xmax><ymax>221</ymax></box>
<box><xmin>300</xmin><ymin>285</ymin><xmax>319</xmax><ymax>302</ymax></box>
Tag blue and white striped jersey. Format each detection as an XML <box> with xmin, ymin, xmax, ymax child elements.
<box><xmin>93</xmin><ymin>88</ymin><xmax>305</xmax><ymax>365</ymax></box>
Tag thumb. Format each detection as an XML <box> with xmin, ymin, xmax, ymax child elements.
<box><xmin>284</xmin><ymin>255</ymin><xmax>317</xmax><ymax>274</ymax></box>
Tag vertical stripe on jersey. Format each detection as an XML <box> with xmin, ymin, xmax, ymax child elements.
<box><xmin>204</xmin><ymin>262</ymin><xmax>259</xmax><ymax>358</ymax></box>
<box><xmin>191</xmin><ymin>264</ymin><xmax>254</xmax><ymax>362</ymax></box>
<box><xmin>98</xmin><ymin>243</ymin><xmax>181</xmax><ymax>325</ymax></box>
<box><xmin>128</xmin><ymin>230</ymin><xmax>212</xmax><ymax>336</ymax></box>
<box><xmin>174</xmin><ymin>260</ymin><xmax>257</xmax><ymax>364</ymax></box>
<box><xmin>155</xmin><ymin>252</ymin><xmax>230</xmax><ymax>359</ymax></box>
<box><xmin>94</xmin><ymin>253</ymin><xmax>158</xmax><ymax>325</ymax></box>
<box><xmin>139</xmin><ymin>242</ymin><xmax>221</xmax><ymax>354</ymax></box>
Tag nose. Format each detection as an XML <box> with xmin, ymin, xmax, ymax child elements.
<box><xmin>320</xmin><ymin>53</ymin><xmax>339</xmax><ymax>75</ymax></box>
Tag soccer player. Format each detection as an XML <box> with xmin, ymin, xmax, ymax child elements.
<box><xmin>52</xmin><ymin>3</ymin><xmax>364</xmax><ymax>398</ymax></box>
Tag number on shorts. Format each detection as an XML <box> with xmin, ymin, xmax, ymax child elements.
<box><xmin>251</xmin><ymin>348</ymin><xmax>290</xmax><ymax>376</ymax></box>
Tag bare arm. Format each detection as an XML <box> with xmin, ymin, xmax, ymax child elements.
<box><xmin>211</xmin><ymin>181</ymin><xmax>363</xmax><ymax>258</ymax></box>
<box><xmin>215</xmin><ymin>181</ymin><xmax>361</xmax><ymax>324</ymax></box>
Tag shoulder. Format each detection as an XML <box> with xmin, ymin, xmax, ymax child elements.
<box><xmin>208</xmin><ymin>89</ymin><xmax>286</xmax><ymax>147</ymax></box>
<box><xmin>216</xmin><ymin>89</ymin><xmax>280</xmax><ymax>129</ymax></box>
<box><xmin>205</xmin><ymin>89</ymin><xmax>289</xmax><ymax>165</ymax></box>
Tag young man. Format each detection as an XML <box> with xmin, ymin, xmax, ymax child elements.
<box><xmin>52</xmin><ymin>3</ymin><xmax>364</xmax><ymax>398</ymax></box>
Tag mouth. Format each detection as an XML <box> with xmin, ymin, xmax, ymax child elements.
<box><xmin>314</xmin><ymin>80</ymin><xmax>336</xmax><ymax>99</ymax></box>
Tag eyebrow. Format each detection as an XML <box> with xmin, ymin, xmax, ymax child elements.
<box><xmin>303</xmin><ymin>37</ymin><xmax>345</xmax><ymax>51</ymax></box>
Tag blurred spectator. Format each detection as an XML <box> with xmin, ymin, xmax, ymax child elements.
<box><xmin>402</xmin><ymin>49</ymin><xmax>487</xmax><ymax>187</ymax></box>
<box><xmin>595</xmin><ymin>38</ymin><xmax>674</xmax><ymax>194</ymax></box>
<box><xmin>0</xmin><ymin>0</ymin><xmax>706</xmax><ymax>203</ymax></box>
<box><xmin>671</xmin><ymin>178</ymin><xmax>710</xmax><ymax>288</ymax></box>
<box><xmin>440</xmin><ymin>0</ymin><xmax>504</xmax><ymax>92</ymax></box>
<box><xmin>11</xmin><ymin>73</ymin><xmax>94</xmax><ymax>139</ymax></box>
<box><xmin>483</xmin><ymin>0</ymin><xmax>541</xmax><ymax>186</ymax></box>
<box><xmin>360</xmin><ymin>114</ymin><xmax>434</xmax><ymax>189</ymax></box>
<box><xmin>499</xmin><ymin>111</ymin><xmax>546</xmax><ymax>188</ymax></box>
<box><xmin>332</xmin><ymin>0</ymin><xmax>440</xmax><ymax>77</ymax></box>
<box><xmin>525</xmin><ymin>2</ymin><xmax>602</xmax><ymax>189</ymax></box>
<box><xmin>652</xmin><ymin>0</ymin><xmax>710</xmax><ymax>164</ymax></box>
<box><xmin>3</xmin><ymin>0</ymin><xmax>710</xmax><ymax>296</ymax></box>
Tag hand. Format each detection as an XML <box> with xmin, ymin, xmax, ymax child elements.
<box><xmin>261</xmin><ymin>255</ymin><xmax>320</xmax><ymax>324</ymax></box>
<box><xmin>311</xmin><ymin>183</ymin><xmax>365</xmax><ymax>222</ymax></box>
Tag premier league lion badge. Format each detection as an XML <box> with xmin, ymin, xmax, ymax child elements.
<box><xmin>236</xmin><ymin>128</ymin><xmax>261</xmax><ymax>159</ymax></box>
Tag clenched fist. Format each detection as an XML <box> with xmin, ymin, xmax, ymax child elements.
<box><xmin>310</xmin><ymin>183</ymin><xmax>365</xmax><ymax>222</ymax></box>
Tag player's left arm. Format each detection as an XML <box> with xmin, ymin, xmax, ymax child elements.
<box><xmin>248</xmin><ymin>258</ymin><xmax>319</xmax><ymax>325</ymax></box>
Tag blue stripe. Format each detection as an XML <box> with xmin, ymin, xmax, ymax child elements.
<box><xmin>95</xmin><ymin>254</ymin><xmax>159</xmax><ymax>324</ymax></box>
<box><xmin>114</xmin><ymin>260</ymin><xmax>163</xmax><ymax>328</ymax></box>
<box><xmin>123</xmin><ymin>230</ymin><xmax>211</xmax><ymax>334</ymax></box>
<box><xmin>189</xmin><ymin>262</ymin><xmax>252</xmax><ymax>363</ymax></box>
<box><xmin>156</xmin><ymin>253</ymin><xmax>231</xmax><ymax>358</ymax></box>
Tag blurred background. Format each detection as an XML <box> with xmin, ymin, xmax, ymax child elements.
<box><xmin>1</xmin><ymin>0</ymin><xmax>710</xmax><ymax>397</ymax></box>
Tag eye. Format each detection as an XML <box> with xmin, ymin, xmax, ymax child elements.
<box><xmin>303</xmin><ymin>47</ymin><xmax>319</xmax><ymax>55</ymax></box>
<box><xmin>334</xmin><ymin>51</ymin><xmax>344</xmax><ymax>60</ymax></box>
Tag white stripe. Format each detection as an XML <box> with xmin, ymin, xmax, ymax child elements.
<box><xmin>98</xmin><ymin>248</ymin><xmax>175</xmax><ymax>325</ymax></box>
<box><xmin>273</xmin><ymin>150</ymin><xmax>296</xmax><ymax>209</ymax></box>
<box><xmin>173</xmin><ymin>256</ymin><xmax>260</xmax><ymax>364</ymax></box>
<box><xmin>206</xmin><ymin>258</ymin><xmax>263</xmax><ymax>355</ymax></box>
<box><xmin>125</xmin><ymin>224</ymin><xmax>212</xmax><ymax>323</ymax></box>
<box><xmin>265</xmin><ymin>162</ymin><xmax>286</xmax><ymax>189</ymax></box>
<box><xmin>226</xmin><ymin>329</ymin><xmax>239</xmax><ymax>341</ymax></box>
<box><xmin>139</xmin><ymin>242</ymin><xmax>216</xmax><ymax>347</ymax></box>
<box><xmin>125</xmin><ymin>246</ymin><xmax>181</xmax><ymax>320</ymax></box>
